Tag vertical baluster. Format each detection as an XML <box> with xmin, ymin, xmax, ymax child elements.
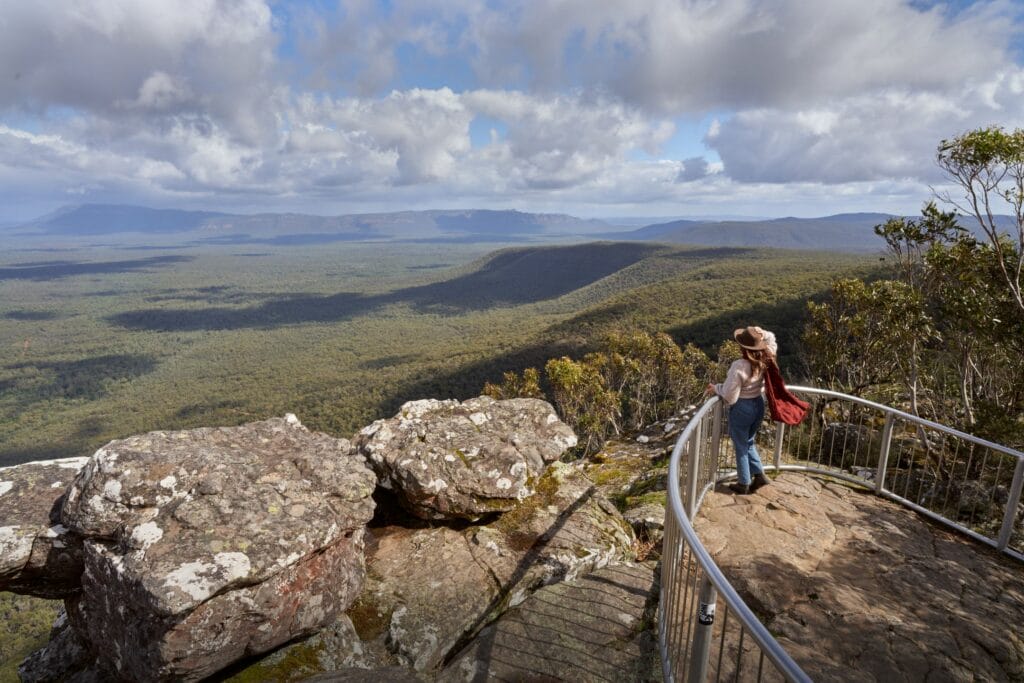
<box><xmin>680</xmin><ymin>561</ymin><xmax>701</xmax><ymax>676</ymax></box>
<box><xmin>914</xmin><ymin>426</ymin><xmax>935</xmax><ymax>506</ymax></box>
<box><xmin>773</xmin><ymin>422</ymin><xmax>785</xmax><ymax>472</ymax></box>
<box><xmin>901</xmin><ymin>421</ymin><xmax>916</xmax><ymax>501</ymax></box>
<box><xmin>875</xmin><ymin>413</ymin><xmax>894</xmax><ymax>494</ymax></box>
<box><xmin>660</xmin><ymin>514</ymin><xmax>678</xmax><ymax>681</ymax></box>
<box><xmin>687</xmin><ymin>425</ymin><xmax>702</xmax><ymax>520</ymax></box>
<box><xmin>715</xmin><ymin>605</ymin><xmax>730</xmax><ymax>683</ymax></box>
<box><xmin>940</xmin><ymin>439</ymin><xmax>963</xmax><ymax>517</ymax></box>
<box><xmin>961</xmin><ymin>443</ymin><xmax>978</xmax><ymax>527</ymax></box>
<box><xmin>978</xmin><ymin>449</ymin><xmax>996</xmax><ymax>512</ymax></box>
<box><xmin>733</xmin><ymin>626</ymin><xmax>746</xmax><ymax>683</ymax></box>
<box><xmin>997</xmin><ymin>457</ymin><xmax>1024</xmax><ymax>552</ymax></box>
<box><xmin>671</xmin><ymin>541</ymin><xmax>693</xmax><ymax>679</ymax></box>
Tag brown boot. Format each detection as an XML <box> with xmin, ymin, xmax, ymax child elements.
<box><xmin>750</xmin><ymin>473</ymin><xmax>771</xmax><ymax>492</ymax></box>
<box><xmin>728</xmin><ymin>482</ymin><xmax>751</xmax><ymax>495</ymax></box>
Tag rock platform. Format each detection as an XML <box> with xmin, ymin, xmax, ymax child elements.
<box><xmin>694</xmin><ymin>473</ymin><xmax>1024</xmax><ymax>682</ymax></box>
<box><xmin>439</xmin><ymin>562</ymin><xmax>661</xmax><ymax>682</ymax></box>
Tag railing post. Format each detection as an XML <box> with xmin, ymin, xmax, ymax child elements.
<box><xmin>686</xmin><ymin>425</ymin><xmax>701</xmax><ymax>520</ymax></box>
<box><xmin>875</xmin><ymin>413</ymin><xmax>895</xmax><ymax>494</ymax></box>
<box><xmin>773</xmin><ymin>422</ymin><xmax>785</xmax><ymax>472</ymax></box>
<box><xmin>709</xmin><ymin>401</ymin><xmax>723</xmax><ymax>472</ymax></box>
<box><xmin>659</xmin><ymin>511</ymin><xmax>678</xmax><ymax>683</ymax></box>
<box><xmin>997</xmin><ymin>457</ymin><xmax>1024</xmax><ymax>552</ymax></box>
<box><xmin>686</xmin><ymin>576</ymin><xmax>718</xmax><ymax>683</ymax></box>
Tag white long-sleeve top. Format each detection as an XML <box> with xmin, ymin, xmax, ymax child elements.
<box><xmin>715</xmin><ymin>330</ymin><xmax>778</xmax><ymax>406</ymax></box>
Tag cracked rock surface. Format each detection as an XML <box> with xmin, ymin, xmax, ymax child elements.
<box><xmin>356</xmin><ymin>397</ymin><xmax>577</xmax><ymax>520</ymax></box>
<box><xmin>0</xmin><ymin>457</ymin><xmax>88</xmax><ymax>598</ymax></box>
<box><xmin>346</xmin><ymin>464</ymin><xmax>635</xmax><ymax>672</ymax></box>
<box><xmin>53</xmin><ymin>415</ymin><xmax>377</xmax><ymax>682</ymax></box>
<box><xmin>438</xmin><ymin>562</ymin><xmax>660</xmax><ymax>682</ymax></box>
<box><xmin>693</xmin><ymin>473</ymin><xmax>1024</xmax><ymax>682</ymax></box>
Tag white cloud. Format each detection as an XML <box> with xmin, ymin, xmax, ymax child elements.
<box><xmin>708</xmin><ymin>68</ymin><xmax>1024</xmax><ymax>184</ymax></box>
<box><xmin>462</xmin><ymin>90</ymin><xmax>674</xmax><ymax>189</ymax></box>
<box><xmin>0</xmin><ymin>0</ymin><xmax>274</xmax><ymax>112</ymax></box>
<box><xmin>124</xmin><ymin>72</ymin><xmax>193</xmax><ymax>110</ymax></box>
<box><xmin>0</xmin><ymin>0</ymin><xmax>1022</xmax><ymax>219</ymax></box>
<box><xmin>0</xmin><ymin>124</ymin><xmax>183</xmax><ymax>182</ymax></box>
<box><xmin>463</xmin><ymin>0</ymin><xmax>1021</xmax><ymax>113</ymax></box>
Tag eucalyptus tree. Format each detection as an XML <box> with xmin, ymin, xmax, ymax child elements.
<box><xmin>936</xmin><ymin>126</ymin><xmax>1024</xmax><ymax>317</ymax></box>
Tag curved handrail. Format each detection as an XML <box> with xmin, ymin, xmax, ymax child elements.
<box><xmin>659</xmin><ymin>386</ymin><xmax>1024</xmax><ymax>682</ymax></box>
<box><xmin>665</xmin><ymin>394</ymin><xmax>811</xmax><ymax>682</ymax></box>
<box><xmin>789</xmin><ymin>386</ymin><xmax>1024</xmax><ymax>460</ymax></box>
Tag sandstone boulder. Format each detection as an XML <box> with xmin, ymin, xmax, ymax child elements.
<box><xmin>0</xmin><ymin>457</ymin><xmax>89</xmax><ymax>598</ymax></box>
<box><xmin>357</xmin><ymin>397</ymin><xmax>577</xmax><ymax>520</ymax></box>
<box><xmin>57</xmin><ymin>415</ymin><xmax>377</xmax><ymax>682</ymax></box>
<box><xmin>349</xmin><ymin>464</ymin><xmax>635</xmax><ymax>672</ymax></box>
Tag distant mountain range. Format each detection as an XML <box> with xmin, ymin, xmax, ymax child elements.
<box><xmin>611</xmin><ymin>213</ymin><xmax>899</xmax><ymax>251</ymax></box>
<box><xmin>16</xmin><ymin>204</ymin><xmax>610</xmax><ymax>245</ymax></box>
<box><xmin>9</xmin><ymin>203</ymin><xmax>1006</xmax><ymax>252</ymax></box>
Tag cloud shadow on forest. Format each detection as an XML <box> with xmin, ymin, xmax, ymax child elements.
<box><xmin>107</xmin><ymin>243</ymin><xmax>662</xmax><ymax>332</ymax></box>
<box><xmin>4</xmin><ymin>310</ymin><xmax>61</xmax><ymax>321</ymax></box>
<box><xmin>363</xmin><ymin>287</ymin><xmax>831</xmax><ymax>421</ymax></box>
<box><xmin>3</xmin><ymin>353</ymin><xmax>159</xmax><ymax>404</ymax></box>
<box><xmin>0</xmin><ymin>443</ymin><xmax>85</xmax><ymax>469</ymax></box>
<box><xmin>659</xmin><ymin>247</ymin><xmax>755</xmax><ymax>260</ymax></box>
<box><xmin>0</xmin><ymin>255</ymin><xmax>193</xmax><ymax>281</ymax></box>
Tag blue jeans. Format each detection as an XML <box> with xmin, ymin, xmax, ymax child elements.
<box><xmin>729</xmin><ymin>396</ymin><xmax>765</xmax><ymax>485</ymax></box>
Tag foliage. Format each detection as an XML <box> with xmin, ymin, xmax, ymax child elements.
<box><xmin>936</xmin><ymin>126</ymin><xmax>1024</xmax><ymax>316</ymax></box>
<box><xmin>804</xmin><ymin>278</ymin><xmax>935</xmax><ymax>399</ymax></box>
<box><xmin>545</xmin><ymin>355</ymin><xmax>622</xmax><ymax>455</ymax></box>
<box><xmin>539</xmin><ymin>329</ymin><xmax>720</xmax><ymax>456</ymax></box>
<box><xmin>804</xmin><ymin>171</ymin><xmax>1024</xmax><ymax>449</ymax></box>
<box><xmin>0</xmin><ymin>593</ymin><xmax>60</xmax><ymax>683</ymax></box>
<box><xmin>483</xmin><ymin>367</ymin><xmax>543</xmax><ymax>400</ymax></box>
<box><xmin>602</xmin><ymin>330</ymin><xmax>711</xmax><ymax>431</ymax></box>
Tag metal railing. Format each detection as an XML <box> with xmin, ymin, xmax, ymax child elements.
<box><xmin>659</xmin><ymin>386</ymin><xmax>1024</xmax><ymax>682</ymax></box>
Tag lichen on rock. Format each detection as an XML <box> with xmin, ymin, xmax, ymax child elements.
<box><xmin>357</xmin><ymin>396</ymin><xmax>577</xmax><ymax>520</ymax></box>
<box><xmin>0</xmin><ymin>457</ymin><xmax>89</xmax><ymax>598</ymax></box>
<box><xmin>51</xmin><ymin>415</ymin><xmax>377</xmax><ymax>682</ymax></box>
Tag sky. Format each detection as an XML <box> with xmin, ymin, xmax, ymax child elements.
<box><xmin>1</xmin><ymin>0</ymin><xmax>1023</xmax><ymax>222</ymax></box>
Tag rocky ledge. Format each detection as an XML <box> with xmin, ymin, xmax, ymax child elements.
<box><xmin>16</xmin><ymin>415</ymin><xmax>377</xmax><ymax>682</ymax></box>
<box><xmin>5</xmin><ymin>396</ymin><xmax>649</xmax><ymax>682</ymax></box>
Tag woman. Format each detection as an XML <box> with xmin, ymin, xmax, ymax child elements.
<box><xmin>706</xmin><ymin>326</ymin><xmax>777</xmax><ymax>495</ymax></box>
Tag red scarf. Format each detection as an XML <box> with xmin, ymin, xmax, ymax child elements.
<box><xmin>764</xmin><ymin>359</ymin><xmax>809</xmax><ymax>425</ymax></box>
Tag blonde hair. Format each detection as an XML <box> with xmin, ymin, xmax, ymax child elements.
<box><xmin>742</xmin><ymin>347</ymin><xmax>772</xmax><ymax>376</ymax></box>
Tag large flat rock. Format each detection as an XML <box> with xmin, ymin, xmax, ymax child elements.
<box><xmin>0</xmin><ymin>457</ymin><xmax>89</xmax><ymax>598</ymax></box>
<box><xmin>56</xmin><ymin>415</ymin><xmax>377</xmax><ymax>681</ymax></box>
<box><xmin>693</xmin><ymin>473</ymin><xmax>1024</xmax><ymax>682</ymax></box>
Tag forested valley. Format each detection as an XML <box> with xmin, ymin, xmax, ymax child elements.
<box><xmin>0</xmin><ymin>238</ymin><xmax>872</xmax><ymax>468</ymax></box>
